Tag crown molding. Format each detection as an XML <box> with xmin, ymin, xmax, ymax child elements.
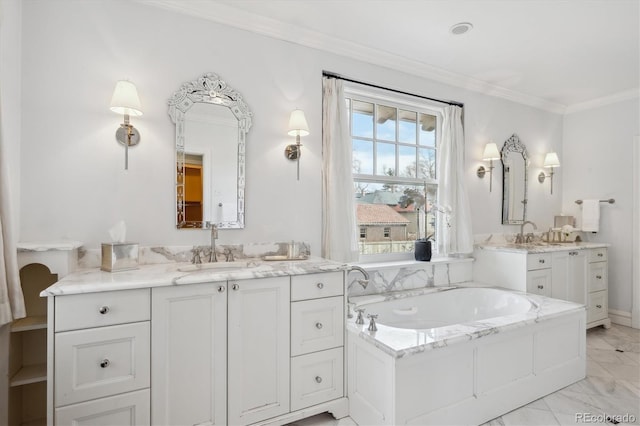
<box><xmin>564</xmin><ymin>88</ymin><xmax>640</xmax><ymax>114</ymax></box>
<box><xmin>139</xmin><ymin>0</ymin><xmax>569</xmax><ymax>114</ymax></box>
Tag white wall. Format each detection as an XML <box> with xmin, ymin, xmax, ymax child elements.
<box><xmin>19</xmin><ymin>0</ymin><xmax>563</xmax><ymax>253</ymax></box>
<box><xmin>0</xmin><ymin>0</ymin><xmax>22</xmax><ymax>423</ymax></box>
<box><xmin>562</xmin><ymin>98</ymin><xmax>640</xmax><ymax>314</ymax></box>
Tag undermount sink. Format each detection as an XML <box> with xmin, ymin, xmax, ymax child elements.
<box><xmin>178</xmin><ymin>261</ymin><xmax>264</xmax><ymax>273</ymax></box>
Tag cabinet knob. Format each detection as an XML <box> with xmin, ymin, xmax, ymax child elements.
<box><xmin>316</xmin><ymin>282</ymin><xmax>324</xmax><ymax>289</ymax></box>
<box><xmin>537</xmin><ymin>285</ymin><xmax>544</xmax><ymax>289</ymax></box>
<box><xmin>232</xmin><ymin>284</ymin><xmax>240</xmax><ymax>291</ymax></box>
<box><xmin>315</xmin><ymin>322</ymin><xmax>323</xmax><ymax>330</ymax></box>
<box><xmin>99</xmin><ymin>306</ymin><xmax>110</xmax><ymax>315</ymax></box>
<box><xmin>596</xmin><ymin>304</ymin><xmax>602</xmax><ymax>309</ymax></box>
<box><xmin>598</xmin><ymin>253</ymin><xmax>604</xmax><ymax>257</ymax></box>
<box><xmin>596</xmin><ymin>275</ymin><xmax>602</xmax><ymax>280</ymax></box>
<box><xmin>315</xmin><ymin>376</ymin><xmax>323</xmax><ymax>383</ymax></box>
<box><xmin>100</xmin><ymin>359</ymin><xmax>110</xmax><ymax>368</ymax></box>
<box><xmin>539</xmin><ymin>259</ymin><xmax>545</xmax><ymax>264</ymax></box>
<box><xmin>218</xmin><ymin>286</ymin><xmax>225</xmax><ymax>293</ymax></box>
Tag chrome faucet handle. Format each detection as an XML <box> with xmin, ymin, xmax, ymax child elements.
<box><xmin>191</xmin><ymin>248</ymin><xmax>202</xmax><ymax>265</ymax></box>
<box><xmin>367</xmin><ymin>314</ymin><xmax>378</xmax><ymax>332</ymax></box>
<box><xmin>355</xmin><ymin>309</ymin><xmax>365</xmax><ymax>325</ymax></box>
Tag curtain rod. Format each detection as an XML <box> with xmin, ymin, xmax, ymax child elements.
<box><xmin>323</xmin><ymin>71</ymin><xmax>464</xmax><ymax>108</ymax></box>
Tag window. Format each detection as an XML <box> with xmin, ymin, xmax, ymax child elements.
<box><xmin>346</xmin><ymin>88</ymin><xmax>442</xmax><ymax>258</ymax></box>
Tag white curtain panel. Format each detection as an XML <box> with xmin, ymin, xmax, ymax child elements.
<box><xmin>321</xmin><ymin>78</ymin><xmax>359</xmax><ymax>262</ymax></box>
<box><xmin>0</xmin><ymin>93</ymin><xmax>25</xmax><ymax>326</ymax></box>
<box><xmin>436</xmin><ymin>106</ymin><xmax>474</xmax><ymax>255</ymax></box>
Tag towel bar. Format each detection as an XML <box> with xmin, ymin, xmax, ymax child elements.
<box><xmin>575</xmin><ymin>199</ymin><xmax>615</xmax><ymax>205</ymax></box>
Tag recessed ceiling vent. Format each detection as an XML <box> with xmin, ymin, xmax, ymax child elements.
<box><xmin>450</xmin><ymin>22</ymin><xmax>473</xmax><ymax>35</ymax></box>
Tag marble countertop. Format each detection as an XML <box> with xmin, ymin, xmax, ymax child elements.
<box><xmin>475</xmin><ymin>241</ymin><xmax>609</xmax><ymax>254</ymax></box>
<box><xmin>41</xmin><ymin>257</ymin><xmax>346</xmax><ymax>296</ymax></box>
<box><xmin>347</xmin><ymin>284</ymin><xmax>585</xmax><ymax>359</ymax></box>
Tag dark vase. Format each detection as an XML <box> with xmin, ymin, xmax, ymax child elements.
<box><xmin>414</xmin><ymin>239</ymin><xmax>432</xmax><ymax>261</ymax></box>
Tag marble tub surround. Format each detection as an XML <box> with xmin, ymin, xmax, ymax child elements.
<box><xmin>347</xmin><ymin>285</ymin><xmax>584</xmax><ymax>358</ymax></box>
<box><xmin>76</xmin><ymin>241</ymin><xmax>311</xmax><ymax>269</ymax></box>
<box><xmin>40</xmin><ymin>256</ymin><xmax>342</xmax><ymax>296</ymax></box>
<box><xmin>346</xmin><ymin>257</ymin><xmax>473</xmax><ymax>296</ymax></box>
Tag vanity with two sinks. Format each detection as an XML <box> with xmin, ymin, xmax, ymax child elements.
<box><xmin>42</xmin><ymin>257</ymin><xmax>349</xmax><ymax>426</ymax></box>
<box><xmin>473</xmin><ymin>240</ymin><xmax>611</xmax><ymax>329</ymax></box>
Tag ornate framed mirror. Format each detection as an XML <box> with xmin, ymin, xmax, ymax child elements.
<box><xmin>501</xmin><ymin>134</ymin><xmax>529</xmax><ymax>224</ymax></box>
<box><xmin>168</xmin><ymin>73</ymin><xmax>252</xmax><ymax>229</ymax></box>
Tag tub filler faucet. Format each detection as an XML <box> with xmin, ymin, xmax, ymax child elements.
<box><xmin>348</xmin><ymin>265</ymin><xmax>370</xmax><ymax>289</ymax></box>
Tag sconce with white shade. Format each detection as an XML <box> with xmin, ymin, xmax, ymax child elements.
<box><xmin>110</xmin><ymin>80</ymin><xmax>142</xmax><ymax>170</ymax></box>
<box><xmin>477</xmin><ymin>142</ymin><xmax>501</xmax><ymax>191</ymax></box>
<box><xmin>284</xmin><ymin>109</ymin><xmax>309</xmax><ymax>180</ymax></box>
<box><xmin>538</xmin><ymin>152</ymin><xmax>560</xmax><ymax>194</ymax></box>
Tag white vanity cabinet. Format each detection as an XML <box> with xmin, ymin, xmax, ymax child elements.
<box><xmin>474</xmin><ymin>245</ymin><xmax>610</xmax><ymax>329</ymax></box>
<box><xmin>50</xmin><ymin>289</ymin><xmax>151</xmax><ymax>425</ymax></box>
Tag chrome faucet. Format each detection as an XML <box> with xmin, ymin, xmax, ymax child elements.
<box><xmin>516</xmin><ymin>221</ymin><xmax>537</xmax><ymax>244</ymax></box>
<box><xmin>206</xmin><ymin>222</ymin><xmax>218</xmax><ymax>262</ymax></box>
<box><xmin>348</xmin><ymin>265</ymin><xmax>370</xmax><ymax>289</ymax></box>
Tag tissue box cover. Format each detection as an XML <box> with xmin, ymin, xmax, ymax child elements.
<box><xmin>101</xmin><ymin>243</ymin><xmax>139</xmax><ymax>272</ymax></box>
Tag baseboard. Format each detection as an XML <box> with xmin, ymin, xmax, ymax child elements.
<box><xmin>609</xmin><ymin>309</ymin><xmax>632</xmax><ymax>327</ymax></box>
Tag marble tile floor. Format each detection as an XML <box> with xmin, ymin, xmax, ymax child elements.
<box><xmin>286</xmin><ymin>324</ymin><xmax>639</xmax><ymax>426</ymax></box>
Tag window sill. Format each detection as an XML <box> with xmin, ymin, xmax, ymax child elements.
<box><xmin>354</xmin><ymin>255</ymin><xmax>474</xmax><ymax>271</ymax></box>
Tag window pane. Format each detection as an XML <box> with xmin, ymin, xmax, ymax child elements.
<box><xmin>354</xmin><ymin>181</ymin><xmax>430</xmax><ymax>254</ymax></box>
<box><xmin>376</xmin><ymin>105</ymin><xmax>396</xmax><ymax>141</ymax></box>
<box><xmin>398</xmin><ymin>110</ymin><xmax>417</xmax><ymax>144</ymax></box>
<box><xmin>398</xmin><ymin>145</ymin><xmax>417</xmax><ymax>178</ymax></box>
<box><xmin>353</xmin><ymin>101</ymin><xmax>373</xmax><ymax>138</ymax></box>
<box><xmin>376</xmin><ymin>142</ymin><xmax>396</xmax><ymax>176</ymax></box>
<box><xmin>419</xmin><ymin>113</ymin><xmax>436</xmax><ymax>146</ymax></box>
<box><xmin>353</xmin><ymin>139</ymin><xmax>373</xmax><ymax>174</ymax></box>
<box><xmin>418</xmin><ymin>148</ymin><xmax>436</xmax><ymax>180</ymax></box>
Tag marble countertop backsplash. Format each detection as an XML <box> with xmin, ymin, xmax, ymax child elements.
<box><xmin>474</xmin><ymin>233</ymin><xmax>609</xmax><ymax>253</ymax></box>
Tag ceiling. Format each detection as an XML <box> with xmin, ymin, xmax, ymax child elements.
<box><xmin>142</xmin><ymin>0</ymin><xmax>639</xmax><ymax>113</ymax></box>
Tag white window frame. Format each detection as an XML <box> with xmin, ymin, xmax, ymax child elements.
<box><xmin>345</xmin><ymin>83</ymin><xmax>445</xmax><ymax>262</ymax></box>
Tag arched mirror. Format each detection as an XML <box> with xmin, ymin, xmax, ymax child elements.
<box><xmin>169</xmin><ymin>73</ymin><xmax>252</xmax><ymax>229</ymax></box>
<box><xmin>501</xmin><ymin>134</ymin><xmax>529</xmax><ymax>224</ymax></box>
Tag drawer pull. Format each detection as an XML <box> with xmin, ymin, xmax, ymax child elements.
<box><xmin>100</xmin><ymin>359</ymin><xmax>110</xmax><ymax>368</ymax></box>
<box><xmin>597</xmin><ymin>253</ymin><xmax>604</xmax><ymax>257</ymax></box>
<box><xmin>596</xmin><ymin>304</ymin><xmax>603</xmax><ymax>309</ymax></box>
<box><xmin>315</xmin><ymin>376</ymin><xmax>322</xmax><ymax>383</ymax></box>
<box><xmin>232</xmin><ymin>284</ymin><xmax>240</xmax><ymax>291</ymax></box>
<box><xmin>316</xmin><ymin>282</ymin><xmax>324</xmax><ymax>289</ymax></box>
<box><xmin>99</xmin><ymin>306</ymin><xmax>110</xmax><ymax>315</ymax></box>
<box><xmin>596</xmin><ymin>275</ymin><xmax>602</xmax><ymax>280</ymax></box>
<box><xmin>217</xmin><ymin>285</ymin><xmax>225</xmax><ymax>293</ymax></box>
<box><xmin>315</xmin><ymin>322</ymin><xmax>323</xmax><ymax>330</ymax></box>
<box><xmin>539</xmin><ymin>259</ymin><xmax>545</xmax><ymax>264</ymax></box>
<box><xmin>537</xmin><ymin>285</ymin><xmax>544</xmax><ymax>289</ymax></box>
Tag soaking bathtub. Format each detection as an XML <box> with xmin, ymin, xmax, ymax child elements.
<box><xmin>347</xmin><ymin>285</ymin><xmax>586</xmax><ymax>426</ymax></box>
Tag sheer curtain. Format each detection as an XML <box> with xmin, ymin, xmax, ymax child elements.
<box><xmin>321</xmin><ymin>77</ymin><xmax>359</xmax><ymax>262</ymax></box>
<box><xmin>436</xmin><ymin>105</ymin><xmax>473</xmax><ymax>256</ymax></box>
<box><xmin>0</xmin><ymin>88</ymin><xmax>25</xmax><ymax>326</ymax></box>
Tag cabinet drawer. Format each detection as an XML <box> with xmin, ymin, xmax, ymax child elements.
<box><xmin>589</xmin><ymin>248</ymin><xmax>608</xmax><ymax>263</ymax></box>
<box><xmin>55</xmin><ymin>289</ymin><xmax>150</xmax><ymax>332</ymax></box>
<box><xmin>291</xmin><ymin>347</ymin><xmax>343</xmax><ymax>411</ymax></box>
<box><xmin>55</xmin><ymin>389</ymin><xmax>150</xmax><ymax>426</ymax></box>
<box><xmin>291</xmin><ymin>296</ymin><xmax>344</xmax><ymax>356</ymax></box>
<box><xmin>527</xmin><ymin>253</ymin><xmax>551</xmax><ymax>271</ymax></box>
<box><xmin>589</xmin><ymin>262</ymin><xmax>608</xmax><ymax>292</ymax></box>
<box><xmin>291</xmin><ymin>272</ymin><xmax>343</xmax><ymax>301</ymax></box>
<box><xmin>55</xmin><ymin>322</ymin><xmax>150</xmax><ymax>406</ymax></box>
<box><xmin>587</xmin><ymin>291</ymin><xmax>608</xmax><ymax>323</ymax></box>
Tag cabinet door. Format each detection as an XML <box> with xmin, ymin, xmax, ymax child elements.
<box><xmin>151</xmin><ymin>283</ymin><xmax>227</xmax><ymax>426</ymax></box>
<box><xmin>227</xmin><ymin>277</ymin><xmax>290</xmax><ymax>425</ymax></box>
<box><xmin>526</xmin><ymin>269</ymin><xmax>552</xmax><ymax>297</ymax></box>
<box><xmin>551</xmin><ymin>251</ymin><xmax>587</xmax><ymax>304</ymax></box>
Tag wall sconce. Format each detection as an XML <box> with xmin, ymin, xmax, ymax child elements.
<box><xmin>538</xmin><ymin>152</ymin><xmax>560</xmax><ymax>194</ymax></box>
<box><xmin>477</xmin><ymin>142</ymin><xmax>501</xmax><ymax>191</ymax></box>
<box><xmin>110</xmin><ymin>80</ymin><xmax>142</xmax><ymax>170</ymax></box>
<box><xmin>284</xmin><ymin>109</ymin><xmax>309</xmax><ymax>180</ymax></box>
